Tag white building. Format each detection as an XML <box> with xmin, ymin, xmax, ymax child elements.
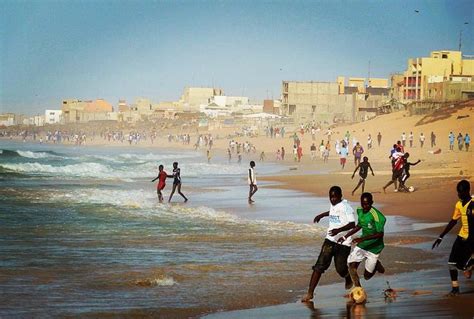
<box><xmin>0</xmin><ymin>113</ymin><xmax>16</xmax><ymax>126</ymax></box>
<box><xmin>45</xmin><ymin>110</ymin><xmax>62</xmax><ymax>124</ymax></box>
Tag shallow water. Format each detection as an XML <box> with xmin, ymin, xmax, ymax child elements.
<box><xmin>0</xmin><ymin>140</ymin><xmax>444</xmax><ymax>317</ymax></box>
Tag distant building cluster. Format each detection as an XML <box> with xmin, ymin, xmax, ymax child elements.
<box><xmin>1</xmin><ymin>49</ymin><xmax>473</xmax><ymax>127</ymax></box>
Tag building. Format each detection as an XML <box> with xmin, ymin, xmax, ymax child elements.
<box><xmin>179</xmin><ymin>87</ymin><xmax>224</xmax><ymax>111</ymax></box>
<box><xmin>263</xmin><ymin>99</ymin><xmax>282</xmax><ymax>114</ymax></box>
<box><xmin>281</xmin><ymin>81</ymin><xmax>353</xmax><ymax>122</ymax></box>
<box><xmin>45</xmin><ymin>110</ymin><xmax>62</xmax><ymax>124</ymax></box>
<box><xmin>0</xmin><ymin>113</ymin><xmax>15</xmax><ymax>126</ymax></box>
<box><xmin>84</xmin><ymin>99</ymin><xmax>113</xmax><ymax>113</ymax></box>
<box><xmin>118</xmin><ymin>100</ymin><xmax>129</xmax><ymax>112</ymax></box>
<box><xmin>402</xmin><ymin>50</ymin><xmax>474</xmax><ymax>101</ymax></box>
<box><xmin>390</xmin><ymin>74</ymin><xmax>405</xmax><ymax>101</ymax></box>
<box><xmin>425</xmin><ymin>75</ymin><xmax>474</xmax><ymax>101</ymax></box>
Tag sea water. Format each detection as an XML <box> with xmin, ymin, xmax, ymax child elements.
<box><xmin>0</xmin><ymin>140</ymin><xmax>329</xmax><ymax>316</ymax></box>
<box><xmin>0</xmin><ymin>140</ymin><xmax>442</xmax><ymax>316</ymax></box>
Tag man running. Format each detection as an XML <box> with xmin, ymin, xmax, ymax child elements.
<box><xmin>352</xmin><ymin>142</ymin><xmax>364</xmax><ymax>167</ymax></box>
<box><xmin>168</xmin><ymin>162</ymin><xmax>188</xmax><ymax>203</ymax></box>
<box><xmin>339</xmin><ymin>192</ymin><xmax>386</xmax><ymax>288</ymax></box>
<box><xmin>301</xmin><ymin>186</ymin><xmax>355</xmax><ymax>302</ymax></box>
<box><xmin>248</xmin><ymin>161</ymin><xmax>258</xmax><ymax>203</ymax></box>
<box><xmin>398</xmin><ymin>153</ymin><xmax>420</xmax><ymax>192</ymax></box>
<box><xmin>351</xmin><ymin>156</ymin><xmax>375</xmax><ymax>195</ymax></box>
<box><xmin>432</xmin><ymin>180</ymin><xmax>473</xmax><ymax>296</ymax></box>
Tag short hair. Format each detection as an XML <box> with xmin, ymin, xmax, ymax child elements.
<box><xmin>250</xmin><ymin>161</ymin><xmax>255</xmax><ymax>166</ymax></box>
<box><xmin>329</xmin><ymin>186</ymin><xmax>342</xmax><ymax>196</ymax></box>
<box><xmin>159</xmin><ymin>164</ymin><xmax>164</xmax><ymax>169</ymax></box>
<box><xmin>363</xmin><ymin>156</ymin><xmax>368</xmax><ymax>161</ymax></box>
<box><xmin>361</xmin><ymin>192</ymin><xmax>373</xmax><ymax>203</ymax></box>
<box><xmin>173</xmin><ymin>162</ymin><xmax>178</xmax><ymax>166</ymax></box>
<box><xmin>457</xmin><ymin>180</ymin><xmax>471</xmax><ymax>192</ymax></box>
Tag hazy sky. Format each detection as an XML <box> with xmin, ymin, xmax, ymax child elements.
<box><xmin>1</xmin><ymin>0</ymin><xmax>472</xmax><ymax>115</ymax></box>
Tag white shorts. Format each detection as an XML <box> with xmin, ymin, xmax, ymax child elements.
<box><xmin>347</xmin><ymin>246</ymin><xmax>380</xmax><ymax>273</ymax></box>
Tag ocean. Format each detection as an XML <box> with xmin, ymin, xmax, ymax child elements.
<box><xmin>0</xmin><ymin>140</ymin><xmax>327</xmax><ymax>317</ymax></box>
<box><xmin>0</xmin><ymin>140</ymin><xmax>445</xmax><ymax>317</ymax></box>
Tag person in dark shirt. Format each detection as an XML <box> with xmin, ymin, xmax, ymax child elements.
<box><xmin>398</xmin><ymin>153</ymin><xmax>420</xmax><ymax>192</ymax></box>
<box><xmin>351</xmin><ymin>156</ymin><xmax>374</xmax><ymax>195</ymax></box>
<box><xmin>168</xmin><ymin>162</ymin><xmax>188</xmax><ymax>203</ymax></box>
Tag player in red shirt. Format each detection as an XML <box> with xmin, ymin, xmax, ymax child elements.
<box><xmin>151</xmin><ymin>165</ymin><xmax>170</xmax><ymax>203</ymax></box>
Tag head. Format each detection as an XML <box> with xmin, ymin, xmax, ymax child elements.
<box><xmin>397</xmin><ymin>140</ymin><xmax>401</xmax><ymax>145</ymax></box>
<box><xmin>363</xmin><ymin>156</ymin><xmax>368</xmax><ymax>162</ymax></box>
<box><xmin>356</xmin><ymin>142</ymin><xmax>360</xmax><ymax>146</ymax></box>
<box><xmin>403</xmin><ymin>152</ymin><xmax>410</xmax><ymax>159</ymax></box>
<box><xmin>360</xmin><ymin>193</ymin><xmax>374</xmax><ymax>213</ymax></box>
<box><xmin>158</xmin><ymin>164</ymin><xmax>163</xmax><ymax>171</ymax></box>
<box><xmin>457</xmin><ymin>180</ymin><xmax>471</xmax><ymax>200</ymax></box>
<box><xmin>393</xmin><ymin>144</ymin><xmax>397</xmax><ymax>149</ymax></box>
<box><xmin>250</xmin><ymin>161</ymin><xmax>255</xmax><ymax>168</ymax></box>
<box><xmin>329</xmin><ymin>186</ymin><xmax>343</xmax><ymax>205</ymax></box>
<box><xmin>173</xmin><ymin>162</ymin><xmax>178</xmax><ymax>168</ymax></box>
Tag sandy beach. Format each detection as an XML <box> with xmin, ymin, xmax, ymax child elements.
<box><xmin>1</xmin><ymin>105</ymin><xmax>473</xmax><ymax>318</ymax></box>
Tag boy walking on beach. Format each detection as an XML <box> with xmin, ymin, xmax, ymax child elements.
<box><xmin>248</xmin><ymin>161</ymin><xmax>258</xmax><ymax>203</ymax></box>
<box><xmin>339</xmin><ymin>192</ymin><xmax>386</xmax><ymax>288</ymax></box>
<box><xmin>351</xmin><ymin>156</ymin><xmax>375</xmax><ymax>196</ymax></box>
<box><xmin>168</xmin><ymin>162</ymin><xmax>188</xmax><ymax>203</ymax></box>
<box><xmin>432</xmin><ymin>180</ymin><xmax>473</xmax><ymax>296</ymax></box>
<box><xmin>151</xmin><ymin>164</ymin><xmax>170</xmax><ymax>203</ymax></box>
<box><xmin>301</xmin><ymin>186</ymin><xmax>356</xmax><ymax>302</ymax></box>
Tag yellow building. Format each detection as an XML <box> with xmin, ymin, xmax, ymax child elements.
<box><xmin>368</xmin><ymin>78</ymin><xmax>388</xmax><ymax>88</ymax></box>
<box><xmin>348</xmin><ymin>78</ymin><xmax>366</xmax><ymax>93</ymax></box>
<box><xmin>402</xmin><ymin>50</ymin><xmax>473</xmax><ymax>101</ymax></box>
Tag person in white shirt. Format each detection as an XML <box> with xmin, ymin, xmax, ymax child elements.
<box><xmin>301</xmin><ymin>186</ymin><xmax>356</xmax><ymax>302</ymax></box>
<box><xmin>248</xmin><ymin>161</ymin><xmax>258</xmax><ymax>203</ymax></box>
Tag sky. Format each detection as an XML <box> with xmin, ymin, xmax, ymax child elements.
<box><xmin>1</xmin><ymin>0</ymin><xmax>472</xmax><ymax>115</ymax></box>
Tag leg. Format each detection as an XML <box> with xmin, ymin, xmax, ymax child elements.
<box><xmin>348</xmin><ymin>262</ymin><xmax>361</xmax><ymax>287</ymax></box>
<box><xmin>302</xmin><ymin>240</ymin><xmax>334</xmax><ymax>302</ymax></box>
<box><xmin>177</xmin><ymin>183</ymin><xmax>188</xmax><ymax>202</ymax></box>
<box><xmin>361</xmin><ymin>179</ymin><xmax>366</xmax><ymax>193</ymax></box>
<box><xmin>352</xmin><ymin>180</ymin><xmax>363</xmax><ymax>195</ymax></box>
<box><xmin>168</xmin><ymin>184</ymin><xmax>177</xmax><ymax>202</ymax></box>
<box><xmin>334</xmin><ymin>244</ymin><xmax>353</xmax><ymax>289</ymax></box>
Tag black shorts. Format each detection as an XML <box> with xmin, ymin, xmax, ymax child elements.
<box><xmin>313</xmin><ymin>239</ymin><xmax>351</xmax><ymax>277</ymax></box>
<box><xmin>392</xmin><ymin>169</ymin><xmax>403</xmax><ymax>180</ymax></box>
<box><xmin>448</xmin><ymin>236</ymin><xmax>474</xmax><ymax>270</ymax></box>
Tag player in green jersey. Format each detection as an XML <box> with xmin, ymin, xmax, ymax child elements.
<box><xmin>339</xmin><ymin>192</ymin><xmax>386</xmax><ymax>287</ymax></box>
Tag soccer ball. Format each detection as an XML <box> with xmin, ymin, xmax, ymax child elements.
<box><xmin>408</xmin><ymin>186</ymin><xmax>415</xmax><ymax>192</ymax></box>
<box><xmin>350</xmin><ymin>286</ymin><xmax>367</xmax><ymax>304</ymax></box>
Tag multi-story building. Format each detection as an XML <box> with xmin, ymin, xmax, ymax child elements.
<box><xmin>45</xmin><ymin>110</ymin><xmax>62</xmax><ymax>124</ymax></box>
<box><xmin>0</xmin><ymin>113</ymin><xmax>16</xmax><ymax>126</ymax></box>
<box><xmin>281</xmin><ymin>81</ymin><xmax>353</xmax><ymax>122</ymax></box>
<box><xmin>263</xmin><ymin>99</ymin><xmax>282</xmax><ymax>114</ymax></box>
<box><xmin>179</xmin><ymin>87</ymin><xmax>224</xmax><ymax>111</ymax></box>
<box><xmin>425</xmin><ymin>75</ymin><xmax>474</xmax><ymax>101</ymax></box>
<box><xmin>402</xmin><ymin>50</ymin><xmax>474</xmax><ymax>101</ymax></box>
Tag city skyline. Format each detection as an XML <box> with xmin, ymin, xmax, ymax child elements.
<box><xmin>1</xmin><ymin>0</ymin><xmax>472</xmax><ymax>115</ymax></box>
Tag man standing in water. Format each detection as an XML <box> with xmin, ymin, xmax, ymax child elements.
<box><xmin>432</xmin><ymin>180</ymin><xmax>473</xmax><ymax>296</ymax></box>
<box><xmin>248</xmin><ymin>161</ymin><xmax>258</xmax><ymax>203</ymax></box>
<box><xmin>301</xmin><ymin>186</ymin><xmax>356</xmax><ymax>302</ymax></box>
<box><xmin>168</xmin><ymin>162</ymin><xmax>188</xmax><ymax>203</ymax></box>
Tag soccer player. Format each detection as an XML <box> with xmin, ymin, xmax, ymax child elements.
<box><xmin>301</xmin><ymin>186</ymin><xmax>356</xmax><ymax>302</ymax></box>
<box><xmin>339</xmin><ymin>192</ymin><xmax>386</xmax><ymax>288</ymax></box>
<box><xmin>432</xmin><ymin>180</ymin><xmax>473</xmax><ymax>296</ymax></box>
<box><xmin>351</xmin><ymin>156</ymin><xmax>375</xmax><ymax>196</ymax></box>
<box><xmin>248</xmin><ymin>161</ymin><xmax>258</xmax><ymax>203</ymax></box>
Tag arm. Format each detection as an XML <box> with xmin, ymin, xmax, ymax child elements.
<box><xmin>410</xmin><ymin>160</ymin><xmax>421</xmax><ymax>166</ymax></box>
<box><xmin>151</xmin><ymin>176</ymin><xmax>159</xmax><ymax>182</ymax></box>
<box><xmin>338</xmin><ymin>225</ymin><xmax>362</xmax><ymax>243</ymax></box>
<box><xmin>432</xmin><ymin>219</ymin><xmax>457</xmax><ymax>249</ymax></box>
<box><xmin>369</xmin><ymin>163</ymin><xmax>375</xmax><ymax>176</ymax></box>
<box><xmin>351</xmin><ymin>164</ymin><xmax>360</xmax><ymax>178</ymax></box>
<box><xmin>313</xmin><ymin>211</ymin><xmax>329</xmax><ymax>223</ymax></box>
<box><xmin>329</xmin><ymin>221</ymin><xmax>356</xmax><ymax>236</ymax></box>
